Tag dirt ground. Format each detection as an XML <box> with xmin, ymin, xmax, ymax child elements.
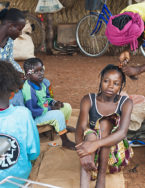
<box><xmin>25</xmin><ymin>53</ymin><xmax>145</xmax><ymax>188</ymax></box>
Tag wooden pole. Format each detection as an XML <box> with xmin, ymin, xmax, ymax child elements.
<box><xmin>45</xmin><ymin>13</ymin><xmax>54</xmax><ymax>55</ymax></box>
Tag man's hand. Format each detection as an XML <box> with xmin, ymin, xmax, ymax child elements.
<box><xmin>122</xmin><ymin>66</ymin><xmax>140</xmax><ymax>77</ymax></box>
<box><xmin>119</xmin><ymin>51</ymin><xmax>130</xmax><ymax>67</ymax></box>
<box><xmin>80</xmin><ymin>155</ymin><xmax>97</xmax><ymax>172</ymax></box>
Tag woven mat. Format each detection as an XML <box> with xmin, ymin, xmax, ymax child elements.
<box><xmin>31</xmin><ymin>109</ymin><xmax>125</xmax><ymax>188</ymax></box>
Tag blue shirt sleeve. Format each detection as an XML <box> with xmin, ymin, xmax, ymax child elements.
<box><xmin>43</xmin><ymin>78</ymin><xmax>50</xmax><ymax>87</ymax></box>
<box><xmin>25</xmin><ymin>86</ymin><xmax>52</xmax><ymax>118</ymax></box>
<box><xmin>23</xmin><ymin>80</ymin><xmax>52</xmax><ymax>118</ymax></box>
<box><xmin>26</xmin><ymin>110</ymin><xmax>40</xmax><ymax>161</ymax></box>
<box><xmin>25</xmin><ymin>90</ymin><xmax>45</xmax><ymax>118</ymax></box>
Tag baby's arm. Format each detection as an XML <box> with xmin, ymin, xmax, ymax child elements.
<box><xmin>76</xmin><ymin>98</ymin><xmax>133</xmax><ymax>157</ymax></box>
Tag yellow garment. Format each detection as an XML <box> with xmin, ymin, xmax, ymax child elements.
<box><xmin>121</xmin><ymin>2</ymin><xmax>145</xmax><ymax>22</ymax></box>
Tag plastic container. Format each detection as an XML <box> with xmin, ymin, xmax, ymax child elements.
<box><xmin>48</xmin><ymin>142</ymin><xmax>59</xmax><ymax>147</ymax></box>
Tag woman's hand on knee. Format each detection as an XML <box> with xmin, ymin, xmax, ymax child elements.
<box><xmin>76</xmin><ymin>141</ymin><xmax>99</xmax><ymax>157</ymax></box>
<box><xmin>80</xmin><ymin>155</ymin><xmax>97</xmax><ymax>172</ymax></box>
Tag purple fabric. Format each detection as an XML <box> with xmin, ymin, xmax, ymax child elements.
<box><xmin>105</xmin><ymin>12</ymin><xmax>144</xmax><ymax>51</ymax></box>
<box><xmin>125</xmin><ymin>148</ymin><xmax>130</xmax><ymax>159</ymax></box>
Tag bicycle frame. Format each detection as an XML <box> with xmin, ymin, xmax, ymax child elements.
<box><xmin>90</xmin><ymin>3</ymin><xmax>112</xmax><ymax>36</ymax></box>
<box><xmin>89</xmin><ymin>1</ymin><xmax>145</xmax><ymax>54</ymax></box>
<box><xmin>142</xmin><ymin>39</ymin><xmax>145</xmax><ymax>47</ymax></box>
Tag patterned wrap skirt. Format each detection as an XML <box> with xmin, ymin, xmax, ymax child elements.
<box><xmin>85</xmin><ymin>113</ymin><xmax>134</xmax><ymax>180</ymax></box>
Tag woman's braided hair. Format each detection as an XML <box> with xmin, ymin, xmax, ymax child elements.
<box><xmin>0</xmin><ymin>8</ymin><xmax>25</xmax><ymax>23</ymax></box>
<box><xmin>98</xmin><ymin>64</ymin><xmax>126</xmax><ymax>102</ymax></box>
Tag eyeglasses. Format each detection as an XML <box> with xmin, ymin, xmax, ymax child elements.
<box><xmin>27</xmin><ymin>68</ymin><xmax>44</xmax><ymax>75</ymax></box>
<box><xmin>33</xmin><ymin>69</ymin><xmax>44</xmax><ymax>75</ymax></box>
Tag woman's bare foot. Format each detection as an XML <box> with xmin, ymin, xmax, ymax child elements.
<box><xmin>62</xmin><ymin>140</ymin><xmax>76</xmax><ymax>150</ymax></box>
<box><xmin>60</xmin><ymin>133</ymin><xmax>76</xmax><ymax>150</ymax></box>
<box><xmin>66</xmin><ymin>126</ymin><xmax>76</xmax><ymax>133</ymax></box>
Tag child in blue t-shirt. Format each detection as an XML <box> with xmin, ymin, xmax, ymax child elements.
<box><xmin>22</xmin><ymin>57</ymin><xmax>75</xmax><ymax>150</ymax></box>
<box><xmin>0</xmin><ymin>60</ymin><xmax>40</xmax><ymax>188</ymax></box>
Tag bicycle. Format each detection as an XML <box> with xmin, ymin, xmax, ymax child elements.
<box><xmin>0</xmin><ymin>1</ymin><xmax>45</xmax><ymax>52</ymax></box>
<box><xmin>76</xmin><ymin>0</ymin><xmax>145</xmax><ymax>57</ymax></box>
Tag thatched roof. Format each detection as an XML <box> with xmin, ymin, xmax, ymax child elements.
<box><xmin>6</xmin><ymin>0</ymin><xmax>129</xmax><ymax>54</ymax></box>
<box><xmin>6</xmin><ymin>0</ymin><xmax>128</xmax><ymax>25</ymax></box>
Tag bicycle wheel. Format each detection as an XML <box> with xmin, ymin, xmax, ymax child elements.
<box><xmin>25</xmin><ymin>13</ymin><xmax>45</xmax><ymax>52</ymax></box>
<box><xmin>140</xmin><ymin>44</ymin><xmax>145</xmax><ymax>57</ymax></box>
<box><xmin>76</xmin><ymin>14</ymin><xmax>109</xmax><ymax>57</ymax></box>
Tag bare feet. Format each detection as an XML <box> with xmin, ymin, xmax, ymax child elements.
<box><xmin>62</xmin><ymin>140</ymin><xmax>76</xmax><ymax>150</ymax></box>
<box><xmin>66</xmin><ymin>126</ymin><xmax>76</xmax><ymax>133</ymax></box>
<box><xmin>60</xmin><ymin>133</ymin><xmax>76</xmax><ymax>150</ymax></box>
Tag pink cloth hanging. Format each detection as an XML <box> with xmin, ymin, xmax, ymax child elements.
<box><xmin>105</xmin><ymin>12</ymin><xmax>144</xmax><ymax>51</ymax></box>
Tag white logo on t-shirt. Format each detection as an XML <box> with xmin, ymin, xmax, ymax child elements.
<box><xmin>0</xmin><ymin>134</ymin><xmax>20</xmax><ymax>170</ymax></box>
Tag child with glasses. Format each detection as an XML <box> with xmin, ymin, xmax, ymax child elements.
<box><xmin>22</xmin><ymin>57</ymin><xmax>75</xmax><ymax>150</ymax></box>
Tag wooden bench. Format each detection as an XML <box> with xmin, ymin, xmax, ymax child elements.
<box><xmin>37</xmin><ymin>124</ymin><xmax>55</xmax><ymax>141</ymax></box>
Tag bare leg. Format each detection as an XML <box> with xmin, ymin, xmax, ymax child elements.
<box><xmin>81</xmin><ymin>133</ymin><xmax>98</xmax><ymax>188</ymax></box>
<box><xmin>95</xmin><ymin>120</ymin><xmax>113</xmax><ymax>188</ymax></box>
<box><xmin>66</xmin><ymin>125</ymin><xmax>76</xmax><ymax>133</ymax></box>
<box><xmin>60</xmin><ymin>133</ymin><xmax>75</xmax><ymax>150</ymax></box>
<box><xmin>81</xmin><ymin>166</ymin><xmax>91</xmax><ymax>188</ymax></box>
